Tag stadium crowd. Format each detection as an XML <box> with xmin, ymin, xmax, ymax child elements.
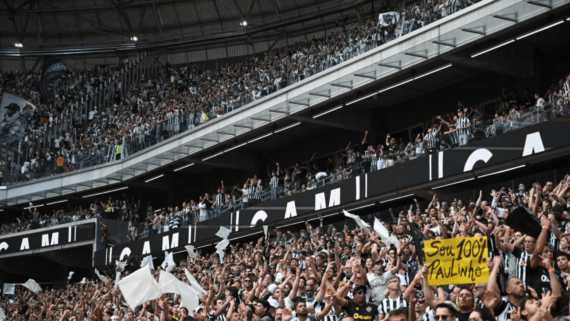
<box><xmin>2</xmin><ymin>176</ymin><xmax>570</xmax><ymax>321</ymax></box>
<box><xmin>0</xmin><ymin>0</ymin><xmax>488</xmax><ymax>185</ymax></box>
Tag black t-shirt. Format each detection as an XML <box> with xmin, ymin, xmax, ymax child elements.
<box><xmin>387</xmin><ymin>145</ymin><xmax>399</xmax><ymax>160</ymax></box>
<box><xmin>343</xmin><ymin>301</ymin><xmax>378</xmax><ymax>321</ymax></box>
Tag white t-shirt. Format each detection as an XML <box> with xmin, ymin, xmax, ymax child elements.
<box><xmin>89</xmin><ymin>110</ymin><xmax>97</xmax><ymax>120</ymax></box>
<box><xmin>199</xmin><ymin>203</ymin><xmax>208</xmax><ymax>217</ymax></box>
<box><xmin>242</xmin><ymin>188</ymin><xmax>249</xmax><ymax>202</ymax></box>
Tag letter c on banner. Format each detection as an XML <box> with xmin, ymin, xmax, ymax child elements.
<box><xmin>0</xmin><ymin>242</ymin><xmax>8</xmax><ymax>252</ymax></box>
<box><xmin>463</xmin><ymin>149</ymin><xmax>493</xmax><ymax>172</ymax></box>
<box><xmin>250</xmin><ymin>211</ymin><xmax>268</xmax><ymax>227</ymax></box>
<box><xmin>119</xmin><ymin>247</ymin><xmax>131</xmax><ymax>261</ymax></box>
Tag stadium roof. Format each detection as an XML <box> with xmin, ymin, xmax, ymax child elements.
<box><xmin>0</xmin><ymin>0</ymin><xmax>381</xmax><ymax>56</ymax></box>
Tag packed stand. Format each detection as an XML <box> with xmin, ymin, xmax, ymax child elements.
<box><xmin>3</xmin><ymin>82</ymin><xmax>569</xmax><ymax>236</ymax></box>
<box><xmin>2</xmin><ymin>174</ymin><xmax>570</xmax><ymax>321</ymax></box>
<box><xmin>0</xmin><ymin>0</ymin><xmax>486</xmax><ymax>186</ymax></box>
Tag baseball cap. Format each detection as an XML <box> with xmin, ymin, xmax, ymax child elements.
<box><xmin>194</xmin><ymin>306</ymin><xmax>205</xmax><ymax>314</ymax></box>
<box><xmin>267</xmin><ymin>299</ymin><xmax>279</xmax><ymax>309</ymax></box>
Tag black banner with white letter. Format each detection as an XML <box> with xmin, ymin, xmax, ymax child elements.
<box><xmin>0</xmin><ymin>223</ymin><xmax>95</xmax><ymax>256</ymax></box>
<box><xmin>38</xmin><ymin>57</ymin><xmax>68</xmax><ymax>103</ymax></box>
<box><xmin>93</xmin><ymin>118</ymin><xmax>570</xmax><ymax>267</ymax></box>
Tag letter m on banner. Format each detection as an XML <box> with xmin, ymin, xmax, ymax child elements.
<box><xmin>41</xmin><ymin>232</ymin><xmax>59</xmax><ymax>247</ymax></box>
<box><xmin>162</xmin><ymin>233</ymin><xmax>179</xmax><ymax>250</ymax></box>
<box><xmin>315</xmin><ymin>188</ymin><xmax>341</xmax><ymax>211</ymax></box>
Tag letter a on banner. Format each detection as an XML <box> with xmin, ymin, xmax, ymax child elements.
<box><xmin>424</xmin><ymin>236</ymin><xmax>489</xmax><ymax>286</ymax></box>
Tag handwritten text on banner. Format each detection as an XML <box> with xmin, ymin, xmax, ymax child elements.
<box><xmin>424</xmin><ymin>236</ymin><xmax>489</xmax><ymax>286</ymax></box>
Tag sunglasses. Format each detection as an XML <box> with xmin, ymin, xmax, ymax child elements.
<box><xmin>355</xmin><ymin>291</ymin><xmax>366</xmax><ymax>295</ymax></box>
<box><xmin>435</xmin><ymin>316</ymin><xmax>450</xmax><ymax>320</ymax></box>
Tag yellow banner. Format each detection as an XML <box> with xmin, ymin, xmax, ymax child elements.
<box><xmin>424</xmin><ymin>236</ymin><xmax>490</xmax><ymax>286</ymax></box>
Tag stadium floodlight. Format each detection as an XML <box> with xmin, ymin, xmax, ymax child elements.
<box><xmin>313</xmin><ymin>105</ymin><xmax>343</xmax><ymax>118</ymax></box>
<box><xmin>477</xmin><ymin>164</ymin><xmax>526</xmax><ymax>178</ymax></box>
<box><xmin>471</xmin><ymin>39</ymin><xmax>515</xmax><ymax>58</ymax></box>
<box><xmin>431</xmin><ymin>178</ymin><xmax>475</xmax><ymax>190</ymax></box>
<box><xmin>174</xmin><ymin>163</ymin><xmax>195</xmax><ymax>172</ymax></box>
<box><xmin>46</xmin><ymin>199</ymin><xmax>68</xmax><ymax>206</ymax></box>
<box><xmin>82</xmin><ymin>186</ymin><xmax>129</xmax><ymax>198</ymax></box>
<box><xmin>14</xmin><ymin>43</ymin><xmax>23</xmax><ymax>48</ymax></box>
<box><xmin>274</xmin><ymin>122</ymin><xmax>301</xmax><ymax>133</ymax></box>
<box><xmin>516</xmin><ymin>20</ymin><xmax>564</xmax><ymax>40</ymax></box>
<box><xmin>130</xmin><ymin>36</ymin><xmax>138</xmax><ymax>42</ymax></box>
<box><xmin>240</xmin><ymin>20</ymin><xmax>248</xmax><ymax>26</ymax></box>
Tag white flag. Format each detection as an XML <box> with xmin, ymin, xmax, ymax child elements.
<box><xmin>373</xmin><ymin>218</ymin><xmax>390</xmax><ymax>239</ymax></box>
<box><xmin>215</xmin><ymin>238</ymin><xmax>230</xmax><ymax>261</ymax></box>
<box><xmin>21</xmin><ymin>279</ymin><xmax>42</xmax><ymax>294</ymax></box>
<box><xmin>2</xmin><ymin>284</ymin><xmax>15</xmax><ymax>295</ymax></box>
<box><xmin>117</xmin><ymin>265</ymin><xmax>161</xmax><ymax>309</ymax></box>
<box><xmin>158</xmin><ymin>271</ymin><xmax>200</xmax><ymax>316</ymax></box>
<box><xmin>80</xmin><ymin>278</ymin><xmax>87</xmax><ymax>284</ymax></box>
<box><xmin>215</xmin><ymin>226</ymin><xmax>231</xmax><ymax>239</ymax></box>
<box><xmin>94</xmin><ymin>268</ymin><xmax>108</xmax><ymax>283</ymax></box>
<box><xmin>140</xmin><ymin>255</ymin><xmax>155</xmax><ymax>270</ymax></box>
<box><xmin>184</xmin><ymin>268</ymin><xmax>206</xmax><ymax>294</ymax></box>
<box><xmin>161</xmin><ymin>251</ymin><xmax>176</xmax><ymax>272</ymax></box>
<box><xmin>115</xmin><ymin>260</ymin><xmax>127</xmax><ymax>273</ymax></box>
<box><xmin>0</xmin><ymin>306</ymin><xmax>6</xmax><ymax>321</ymax></box>
<box><xmin>263</xmin><ymin>225</ymin><xmax>269</xmax><ymax>239</ymax></box>
<box><xmin>343</xmin><ymin>210</ymin><xmax>371</xmax><ymax>229</ymax></box>
<box><xmin>185</xmin><ymin>245</ymin><xmax>196</xmax><ymax>262</ymax></box>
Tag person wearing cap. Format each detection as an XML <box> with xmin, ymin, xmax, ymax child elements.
<box><xmin>368</xmin><ymin>255</ymin><xmax>400</xmax><ymax>305</ymax></box>
<box><xmin>194</xmin><ymin>306</ymin><xmax>208</xmax><ymax>321</ymax></box>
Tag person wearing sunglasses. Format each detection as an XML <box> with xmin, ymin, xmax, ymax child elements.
<box><xmin>333</xmin><ymin>284</ymin><xmax>378</xmax><ymax>321</ymax></box>
<box><xmin>434</xmin><ymin>303</ymin><xmax>457</xmax><ymax>321</ymax></box>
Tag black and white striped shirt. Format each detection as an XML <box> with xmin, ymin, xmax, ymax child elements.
<box><xmin>512</xmin><ymin>248</ymin><xmax>532</xmax><ymax>286</ymax></box>
<box><xmin>455</xmin><ymin>117</ymin><xmax>471</xmax><ymax>136</ymax></box>
<box><xmin>425</xmin><ymin>131</ymin><xmax>438</xmax><ymax>149</ymax></box>
<box><xmin>494</xmin><ymin>299</ymin><xmax>517</xmax><ymax>321</ymax></box>
<box><xmin>253</xmin><ymin>185</ymin><xmax>264</xmax><ymax>200</ymax></box>
<box><xmin>270</xmin><ymin>176</ymin><xmax>279</xmax><ymax>189</ymax></box>
<box><xmin>378</xmin><ymin>294</ymin><xmax>408</xmax><ymax>316</ymax></box>
<box><xmin>208</xmin><ymin>311</ymin><xmax>227</xmax><ymax>321</ymax></box>
<box><xmin>215</xmin><ymin>193</ymin><xmax>225</xmax><ymax>206</ymax></box>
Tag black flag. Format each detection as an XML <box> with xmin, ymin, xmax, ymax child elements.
<box><xmin>408</xmin><ymin>222</ymin><xmax>429</xmax><ymax>265</ymax></box>
<box><xmin>505</xmin><ymin>206</ymin><xmax>541</xmax><ymax>239</ymax></box>
<box><xmin>38</xmin><ymin>56</ymin><xmax>68</xmax><ymax>103</ymax></box>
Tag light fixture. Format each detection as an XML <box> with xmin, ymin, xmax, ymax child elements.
<box><xmin>248</xmin><ymin>132</ymin><xmax>273</xmax><ymax>143</ymax></box>
<box><xmin>145</xmin><ymin>174</ymin><xmax>164</xmax><ymax>183</ymax></box>
<box><xmin>24</xmin><ymin>204</ymin><xmax>44</xmax><ymax>210</ymax></box>
<box><xmin>377</xmin><ymin>78</ymin><xmax>414</xmax><ymax>94</ymax></box>
<box><xmin>516</xmin><ymin>20</ymin><xmax>564</xmax><ymax>40</ymax></box>
<box><xmin>477</xmin><ymin>165</ymin><xmax>526</xmax><ymax>178</ymax></box>
<box><xmin>174</xmin><ymin>163</ymin><xmax>195</xmax><ymax>172</ymax></box>
<box><xmin>347</xmin><ymin>92</ymin><xmax>379</xmax><ymax>105</ymax></box>
<box><xmin>274</xmin><ymin>122</ymin><xmax>301</xmax><ymax>133</ymax></box>
<box><xmin>82</xmin><ymin>186</ymin><xmax>129</xmax><ymax>198</ymax></box>
<box><xmin>14</xmin><ymin>43</ymin><xmax>23</xmax><ymax>48</ymax></box>
<box><xmin>414</xmin><ymin>63</ymin><xmax>453</xmax><ymax>80</ymax></box>
<box><xmin>240</xmin><ymin>20</ymin><xmax>248</xmax><ymax>26</ymax></box>
<box><xmin>471</xmin><ymin>39</ymin><xmax>515</xmax><ymax>58</ymax></box>
<box><xmin>379</xmin><ymin>194</ymin><xmax>414</xmax><ymax>203</ymax></box>
<box><xmin>130</xmin><ymin>36</ymin><xmax>138</xmax><ymax>42</ymax></box>
<box><xmin>348</xmin><ymin>203</ymin><xmax>376</xmax><ymax>211</ymax></box>
<box><xmin>230</xmin><ymin>232</ymin><xmax>261</xmax><ymax>241</ymax></box>
<box><xmin>313</xmin><ymin>105</ymin><xmax>343</xmax><ymax>118</ymax></box>
<box><xmin>202</xmin><ymin>151</ymin><xmax>225</xmax><ymax>161</ymax></box>
<box><xmin>431</xmin><ymin>178</ymin><xmax>475</xmax><ymax>190</ymax></box>
<box><xmin>46</xmin><ymin>199</ymin><xmax>68</xmax><ymax>206</ymax></box>
<box><xmin>224</xmin><ymin>142</ymin><xmax>247</xmax><ymax>153</ymax></box>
